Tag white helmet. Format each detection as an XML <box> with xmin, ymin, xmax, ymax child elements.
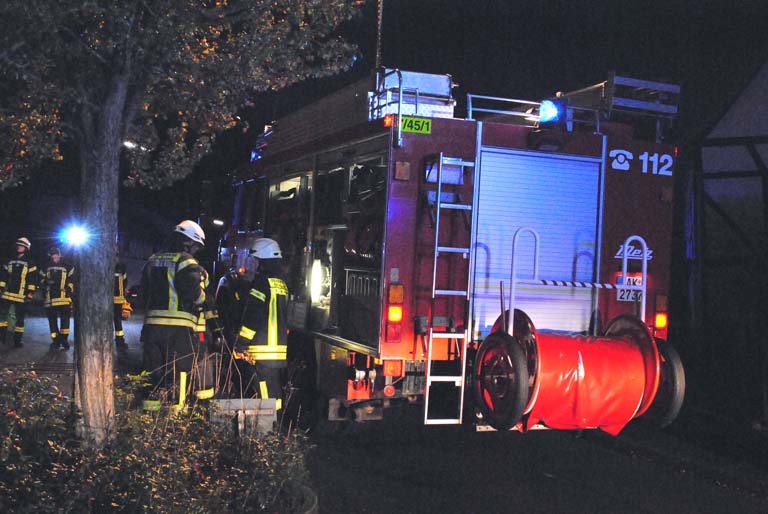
<box><xmin>15</xmin><ymin>237</ymin><xmax>31</xmax><ymax>249</ymax></box>
<box><xmin>174</xmin><ymin>220</ymin><xmax>205</xmax><ymax>246</ymax></box>
<box><xmin>250</xmin><ymin>238</ymin><xmax>282</xmax><ymax>259</ymax></box>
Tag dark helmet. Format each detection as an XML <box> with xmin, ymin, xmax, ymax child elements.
<box><xmin>48</xmin><ymin>246</ymin><xmax>62</xmax><ymax>257</ymax></box>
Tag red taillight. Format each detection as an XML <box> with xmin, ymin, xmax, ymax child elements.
<box><xmin>387</xmin><ymin>305</ymin><xmax>403</xmax><ymax>323</ymax></box>
<box><xmin>383</xmin><ymin>114</ymin><xmax>395</xmax><ymax>128</ymax></box>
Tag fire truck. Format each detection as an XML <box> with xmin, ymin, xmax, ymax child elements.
<box><xmin>222</xmin><ymin>69</ymin><xmax>685</xmax><ymax>435</ymax></box>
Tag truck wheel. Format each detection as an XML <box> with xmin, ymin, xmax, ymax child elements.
<box><xmin>474</xmin><ymin>331</ymin><xmax>529</xmax><ymax>430</ymax></box>
<box><xmin>644</xmin><ymin>340</ymin><xmax>686</xmax><ymax>428</ymax></box>
<box><xmin>490</xmin><ymin>309</ymin><xmax>538</xmax><ymax>409</ymax></box>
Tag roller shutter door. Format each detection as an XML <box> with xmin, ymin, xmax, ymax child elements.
<box><xmin>472</xmin><ymin>147</ymin><xmax>602</xmax><ymax>336</ymax></box>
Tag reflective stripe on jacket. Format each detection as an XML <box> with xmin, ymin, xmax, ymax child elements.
<box><xmin>42</xmin><ymin>261</ymin><xmax>74</xmax><ymax>307</ymax></box>
<box><xmin>142</xmin><ymin>252</ymin><xmax>205</xmax><ymax>329</ymax></box>
<box><xmin>0</xmin><ymin>255</ymin><xmax>38</xmax><ymax>303</ymax></box>
<box><xmin>238</xmin><ymin>274</ymin><xmax>288</xmax><ymax>362</ymax></box>
<box><xmin>114</xmin><ymin>262</ymin><xmax>127</xmax><ymax>304</ymax></box>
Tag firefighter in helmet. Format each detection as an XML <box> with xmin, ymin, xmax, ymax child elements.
<box><xmin>0</xmin><ymin>237</ymin><xmax>38</xmax><ymax>347</ymax></box>
<box><xmin>233</xmin><ymin>238</ymin><xmax>289</xmax><ymax>410</ymax></box>
<box><xmin>215</xmin><ymin>265</ymin><xmax>246</xmax><ymax>343</ymax></box>
<box><xmin>41</xmin><ymin>246</ymin><xmax>74</xmax><ymax>350</ymax></box>
<box><xmin>140</xmin><ymin>220</ymin><xmax>213</xmax><ymax>406</ymax></box>
<box><xmin>114</xmin><ymin>256</ymin><xmax>128</xmax><ymax>348</ymax></box>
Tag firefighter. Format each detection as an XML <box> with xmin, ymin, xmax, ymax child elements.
<box><xmin>41</xmin><ymin>246</ymin><xmax>74</xmax><ymax>350</ymax></box>
<box><xmin>214</xmin><ymin>266</ymin><xmax>246</xmax><ymax>343</ymax></box>
<box><xmin>233</xmin><ymin>238</ymin><xmax>289</xmax><ymax>410</ymax></box>
<box><xmin>213</xmin><ymin>266</ymin><xmax>247</xmax><ymax>398</ymax></box>
<box><xmin>140</xmin><ymin>220</ymin><xmax>212</xmax><ymax>406</ymax></box>
<box><xmin>114</xmin><ymin>258</ymin><xmax>128</xmax><ymax>348</ymax></box>
<box><xmin>196</xmin><ymin>266</ymin><xmax>225</xmax><ymax>400</ymax></box>
<box><xmin>0</xmin><ymin>237</ymin><xmax>38</xmax><ymax>347</ymax></box>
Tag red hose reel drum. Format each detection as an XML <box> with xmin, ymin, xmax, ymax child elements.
<box><xmin>477</xmin><ymin>310</ymin><xmax>682</xmax><ymax>435</ymax></box>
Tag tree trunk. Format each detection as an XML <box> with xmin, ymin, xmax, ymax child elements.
<box><xmin>74</xmin><ymin>77</ymin><xmax>127</xmax><ymax>446</ymax></box>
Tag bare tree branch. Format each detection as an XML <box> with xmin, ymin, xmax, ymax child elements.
<box><xmin>59</xmin><ymin>26</ymin><xmax>108</xmax><ymax>65</ymax></box>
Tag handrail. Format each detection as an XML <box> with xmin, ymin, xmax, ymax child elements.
<box><xmin>505</xmin><ymin>229</ymin><xmax>650</xmax><ymax>334</ymax></box>
<box><xmin>507</xmin><ymin>227</ymin><xmax>540</xmax><ymax>334</ymax></box>
<box><xmin>467</xmin><ymin>94</ymin><xmax>540</xmax><ymax>122</ymax></box>
<box><xmin>376</xmin><ymin>68</ymin><xmax>404</xmax><ymax>146</ymax></box>
<box><xmin>467</xmin><ymin>93</ymin><xmax>602</xmax><ymax>133</ymax></box>
<box><xmin>619</xmin><ymin>235</ymin><xmax>648</xmax><ymax>322</ymax></box>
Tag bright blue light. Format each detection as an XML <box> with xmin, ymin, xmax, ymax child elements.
<box><xmin>539</xmin><ymin>100</ymin><xmax>561</xmax><ymax>123</ymax></box>
<box><xmin>61</xmin><ymin>225</ymin><xmax>90</xmax><ymax>247</ymax></box>
<box><xmin>250</xmin><ymin>149</ymin><xmax>262</xmax><ymax>162</ymax></box>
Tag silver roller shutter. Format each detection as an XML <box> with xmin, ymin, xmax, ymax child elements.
<box><xmin>472</xmin><ymin>147</ymin><xmax>602</xmax><ymax>337</ymax></box>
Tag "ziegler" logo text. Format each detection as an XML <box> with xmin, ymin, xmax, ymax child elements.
<box><xmin>614</xmin><ymin>244</ymin><xmax>654</xmax><ymax>260</ymax></box>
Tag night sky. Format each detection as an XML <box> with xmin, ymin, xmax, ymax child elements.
<box><xmin>275</xmin><ymin>1</ymin><xmax>768</xmax><ymax>127</ymax></box>
<box><xmin>2</xmin><ymin>0</ymin><xmax>767</xmax><ymax>252</ymax></box>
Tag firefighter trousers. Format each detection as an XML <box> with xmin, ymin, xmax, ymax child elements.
<box><xmin>46</xmin><ymin>305</ymin><xmax>71</xmax><ymax>344</ymax></box>
<box><xmin>113</xmin><ymin>303</ymin><xmax>124</xmax><ymax>344</ymax></box>
<box><xmin>232</xmin><ymin>359</ymin><xmax>285</xmax><ymax>410</ymax></box>
<box><xmin>141</xmin><ymin>324</ymin><xmax>214</xmax><ymax>404</ymax></box>
<box><xmin>0</xmin><ymin>299</ymin><xmax>27</xmax><ymax>346</ymax></box>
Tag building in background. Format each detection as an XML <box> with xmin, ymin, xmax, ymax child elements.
<box><xmin>685</xmin><ymin>61</ymin><xmax>768</xmax><ymax>427</ymax></box>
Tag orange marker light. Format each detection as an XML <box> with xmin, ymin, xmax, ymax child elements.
<box><xmin>383</xmin><ymin>114</ymin><xmax>395</xmax><ymax>128</ymax></box>
<box><xmin>388</xmin><ymin>305</ymin><xmax>403</xmax><ymax>323</ymax></box>
<box><xmin>655</xmin><ymin>312</ymin><xmax>668</xmax><ymax>329</ymax></box>
<box><xmin>383</xmin><ymin>360</ymin><xmax>404</xmax><ymax>377</ymax></box>
<box><xmin>388</xmin><ymin>284</ymin><xmax>404</xmax><ymax>303</ymax></box>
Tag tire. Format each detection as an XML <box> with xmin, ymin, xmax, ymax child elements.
<box><xmin>473</xmin><ymin>331</ymin><xmax>529</xmax><ymax>430</ymax></box>
<box><xmin>643</xmin><ymin>339</ymin><xmax>686</xmax><ymax>428</ymax></box>
<box><xmin>490</xmin><ymin>309</ymin><xmax>538</xmax><ymax>403</ymax></box>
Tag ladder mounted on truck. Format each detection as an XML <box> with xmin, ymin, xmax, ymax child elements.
<box><xmin>423</xmin><ymin>153</ymin><xmax>479</xmax><ymax>425</ymax></box>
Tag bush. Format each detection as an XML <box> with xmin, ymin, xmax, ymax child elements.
<box><xmin>0</xmin><ymin>370</ymin><xmax>313</xmax><ymax>514</ymax></box>
<box><xmin>0</xmin><ymin>369</ymin><xmax>79</xmax><ymax>514</ymax></box>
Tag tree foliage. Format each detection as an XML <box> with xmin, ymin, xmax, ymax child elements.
<box><xmin>0</xmin><ymin>0</ymin><xmax>363</xmax><ymax>188</ymax></box>
<box><xmin>0</xmin><ymin>0</ymin><xmax>363</xmax><ymax>446</ymax></box>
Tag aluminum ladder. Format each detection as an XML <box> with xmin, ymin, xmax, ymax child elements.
<box><xmin>423</xmin><ymin>153</ymin><xmax>478</xmax><ymax>425</ymax></box>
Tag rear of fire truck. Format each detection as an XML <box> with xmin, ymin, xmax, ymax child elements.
<box><xmin>223</xmin><ymin>69</ymin><xmax>684</xmax><ymax>434</ymax></box>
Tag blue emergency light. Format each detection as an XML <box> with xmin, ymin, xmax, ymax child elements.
<box><xmin>539</xmin><ymin>99</ymin><xmax>562</xmax><ymax>124</ymax></box>
<box><xmin>61</xmin><ymin>224</ymin><xmax>90</xmax><ymax>247</ymax></box>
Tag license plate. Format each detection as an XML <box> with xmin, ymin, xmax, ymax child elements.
<box><xmin>617</xmin><ymin>288</ymin><xmax>643</xmax><ymax>302</ymax></box>
<box><xmin>401</xmin><ymin>116</ymin><xmax>432</xmax><ymax>134</ymax></box>
<box><xmin>616</xmin><ymin>274</ymin><xmax>642</xmax><ymax>302</ymax></box>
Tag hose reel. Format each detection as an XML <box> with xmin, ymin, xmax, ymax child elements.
<box><xmin>474</xmin><ymin>309</ymin><xmax>685</xmax><ymax>434</ymax></box>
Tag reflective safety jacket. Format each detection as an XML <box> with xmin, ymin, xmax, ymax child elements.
<box><xmin>41</xmin><ymin>259</ymin><xmax>74</xmax><ymax>308</ymax></box>
<box><xmin>237</xmin><ymin>273</ymin><xmax>289</xmax><ymax>365</ymax></box>
<box><xmin>195</xmin><ymin>267</ymin><xmax>221</xmax><ymax>335</ymax></box>
<box><xmin>215</xmin><ymin>270</ymin><xmax>246</xmax><ymax>335</ymax></box>
<box><xmin>114</xmin><ymin>262</ymin><xmax>127</xmax><ymax>305</ymax></box>
<box><xmin>0</xmin><ymin>253</ymin><xmax>38</xmax><ymax>303</ymax></box>
<box><xmin>141</xmin><ymin>252</ymin><xmax>206</xmax><ymax>329</ymax></box>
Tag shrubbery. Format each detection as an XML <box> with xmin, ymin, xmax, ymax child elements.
<box><xmin>0</xmin><ymin>370</ymin><xmax>313</xmax><ymax>513</ymax></box>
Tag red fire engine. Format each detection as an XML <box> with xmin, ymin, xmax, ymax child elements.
<box><xmin>223</xmin><ymin>69</ymin><xmax>685</xmax><ymax>434</ymax></box>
